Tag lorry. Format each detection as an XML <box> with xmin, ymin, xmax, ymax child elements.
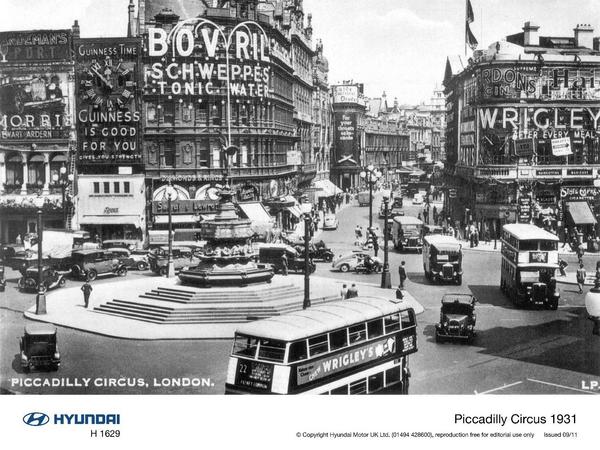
<box><xmin>358</xmin><ymin>191</ymin><xmax>371</xmax><ymax>206</ymax></box>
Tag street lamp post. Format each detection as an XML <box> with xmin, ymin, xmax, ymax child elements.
<box><xmin>165</xmin><ymin>182</ymin><xmax>177</xmax><ymax>278</ymax></box>
<box><xmin>381</xmin><ymin>197</ymin><xmax>392</xmax><ymax>289</ymax></box>
<box><xmin>360</xmin><ymin>165</ymin><xmax>382</xmax><ymax>232</ymax></box>
<box><xmin>33</xmin><ymin>195</ymin><xmax>46</xmax><ymax>315</ymax></box>
<box><xmin>52</xmin><ymin>165</ymin><xmax>73</xmax><ymax>228</ymax></box>
<box><xmin>303</xmin><ymin>214</ymin><xmax>311</xmax><ymax>309</ymax></box>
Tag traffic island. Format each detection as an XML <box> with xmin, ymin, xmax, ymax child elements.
<box><xmin>23</xmin><ymin>275</ymin><xmax>424</xmax><ymax>340</ymax></box>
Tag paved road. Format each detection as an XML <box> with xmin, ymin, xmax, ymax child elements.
<box><xmin>320</xmin><ymin>193</ymin><xmax>600</xmax><ymax>395</ymax></box>
<box><xmin>1</xmin><ymin>195</ymin><xmax>598</xmax><ymax>395</ymax></box>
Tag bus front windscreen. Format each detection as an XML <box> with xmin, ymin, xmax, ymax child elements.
<box><xmin>520</xmin><ymin>270</ymin><xmax>541</xmax><ymax>284</ymax></box>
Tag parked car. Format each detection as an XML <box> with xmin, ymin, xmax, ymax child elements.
<box><xmin>435</xmin><ymin>293</ymin><xmax>477</xmax><ymax>343</ymax></box>
<box><xmin>147</xmin><ymin>246</ymin><xmax>201</xmax><ymax>276</ymax></box>
<box><xmin>258</xmin><ymin>243</ymin><xmax>315</xmax><ymax>274</ymax></box>
<box><xmin>322</xmin><ymin>214</ymin><xmax>339</xmax><ymax>230</ymax></box>
<box><xmin>331</xmin><ymin>251</ymin><xmax>382</xmax><ymax>273</ymax></box>
<box><xmin>70</xmin><ymin>249</ymin><xmax>128</xmax><ymax>281</ymax></box>
<box><xmin>18</xmin><ymin>266</ymin><xmax>66</xmax><ymax>293</ymax></box>
<box><xmin>106</xmin><ymin>247</ymin><xmax>149</xmax><ymax>271</ymax></box>
<box><xmin>20</xmin><ymin>324</ymin><xmax>60</xmax><ymax>372</ymax></box>
<box><xmin>101</xmin><ymin>239</ymin><xmax>143</xmax><ymax>251</ymax></box>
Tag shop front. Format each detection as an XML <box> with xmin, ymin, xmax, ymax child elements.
<box><xmin>77</xmin><ymin>174</ymin><xmax>146</xmax><ymax>243</ymax></box>
<box><xmin>559</xmin><ymin>186</ymin><xmax>600</xmax><ymax>239</ymax></box>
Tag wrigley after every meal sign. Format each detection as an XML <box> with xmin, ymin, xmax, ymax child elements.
<box><xmin>145</xmin><ymin>20</ymin><xmax>270</xmax><ymax>98</ymax></box>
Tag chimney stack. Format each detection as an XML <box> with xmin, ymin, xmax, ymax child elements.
<box><xmin>574</xmin><ymin>24</ymin><xmax>594</xmax><ymax>48</ymax></box>
<box><xmin>127</xmin><ymin>0</ymin><xmax>136</xmax><ymax>37</ymax></box>
<box><xmin>522</xmin><ymin>21</ymin><xmax>540</xmax><ymax>46</ymax></box>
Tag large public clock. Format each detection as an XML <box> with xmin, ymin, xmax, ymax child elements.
<box><xmin>80</xmin><ymin>56</ymin><xmax>136</xmax><ymax>109</ymax></box>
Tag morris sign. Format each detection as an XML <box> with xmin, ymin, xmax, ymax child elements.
<box><xmin>145</xmin><ymin>21</ymin><xmax>270</xmax><ymax>98</ymax></box>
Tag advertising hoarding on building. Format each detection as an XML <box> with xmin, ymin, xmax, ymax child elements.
<box><xmin>75</xmin><ymin>38</ymin><xmax>141</xmax><ymax>164</ymax></box>
<box><xmin>332</xmin><ymin>84</ymin><xmax>359</xmax><ymax>104</ymax></box>
<box><xmin>334</xmin><ymin>111</ymin><xmax>357</xmax><ymax>163</ymax></box>
<box><xmin>0</xmin><ymin>30</ymin><xmax>72</xmax><ymax>62</ymax></box>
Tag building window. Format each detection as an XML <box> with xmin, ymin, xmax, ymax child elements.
<box><xmin>113</xmin><ymin>182</ymin><xmax>120</xmax><ymax>194</ymax></box>
<box><xmin>103</xmin><ymin>182</ymin><xmax>110</xmax><ymax>194</ymax></box>
<box><xmin>182</xmin><ymin>103</ymin><xmax>192</xmax><ymax>122</ymax></box>
<box><xmin>124</xmin><ymin>182</ymin><xmax>130</xmax><ymax>194</ymax></box>
<box><xmin>162</xmin><ymin>141</ymin><xmax>176</xmax><ymax>167</ymax></box>
<box><xmin>93</xmin><ymin>182</ymin><xmax>100</xmax><ymax>194</ymax></box>
<box><xmin>162</xmin><ymin>102</ymin><xmax>175</xmax><ymax>125</ymax></box>
<box><xmin>198</xmin><ymin>141</ymin><xmax>209</xmax><ymax>167</ymax></box>
<box><xmin>27</xmin><ymin>158</ymin><xmax>45</xmax><ymax>186</ymax></box>
<box><xmin>147</xmin><ymin>104</ymin><xmax>157</xmax><ymax>123</ymax></box>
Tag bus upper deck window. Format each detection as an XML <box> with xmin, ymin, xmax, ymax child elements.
<box><xmin>258</xmin><ymin>339</ymin><xmax>286</xmax><ymax>363</ymax></box>
<box><xmin>540</xmin><ymin>240</ymin><xmax>557</xmax><ymax>251</ymax></box>
<box><xmin>367</xmin><ymin>319</ymin><xmax>383</xmax><ymax>339</ymax></box>
<box><xmin>288</xmin><ymin>340</ymin><xmax>308</xmax><ymax>362</ymax></box>
<box><xmin>348</xmin><ymin>324</ymin><xmax>367</xmax><ymax>343</ymax></box>
<box><xmin>384</xmin><ymin>314</ymin><xmax>400</xmax><ymax>334</ymax></box>
<box><xmin>329</xmin><ymin>329</ymin><xmax>348</xmax><ymax>351</ymax></box>
<box><xmin>309</xmin><ymin>334</ymin><xmax>329</xmax><ymax>357</ymax></box>
<box><xmin>232</xmin><ymin>335</ymin><xmax>259</xmax><ymax>358</ymax></box>
<box><xmin>400</xmin><ymin>310</ymin><xmax>414</xmax><ymax>329</ymax></box>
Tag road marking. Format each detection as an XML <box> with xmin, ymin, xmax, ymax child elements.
<box><xmin>526</xmin><ymin>378</ymin><xmax>599</xmax><ymax>395</ymax></box>
<box><xmin>476</xmin><ymin>381</ymin><xmax>523</xmax><ymax>395</ymax></box>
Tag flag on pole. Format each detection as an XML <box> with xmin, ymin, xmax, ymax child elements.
<box><xmin>465</xmin><ymin>0</ymin><xmax>478</xmax><ymax>51</ymax></box>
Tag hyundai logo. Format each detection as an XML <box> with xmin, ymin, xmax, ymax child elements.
<box><xmin>23</xmin><ymin>412</ymin><xmax>49</xmax><ymax>427</ymax></box>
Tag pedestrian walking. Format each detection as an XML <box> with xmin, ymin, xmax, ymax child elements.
<box><xmin>558</xmin><ymin>259</ymin><xmax>568</xmax><ymax>277</ymax></box>
<box><xmin>346</xmin><ymin>283</ymin><xmax>359</xmax><ymax>298</ymax></box>
<box><xmin>577</xmin><ymin>242</ymin><xmax>585</xmax><ymax>265</ymax></box>
<box><xmin>433</xmin><ymin>206</ymin><xmax>438</xmax><ymax>224</ymax></box>
<box><xmin>81</xmin><ymin>281</ymin><xmax>93</xmax><ymax>308</ymax></box>
<box><xmin>576</xmin><ymin>263</ymin><xmax>587</xmax><ymax>294</ymax></box>
<box><xmin>280</xmin><ymin>252</ymin><xmax>288</xmax><ymax>276</ymax></box>
<box><xmin>340</xmin><ymin>283</ymin><xmax>348</xmax><ymax>301</ymax></box>
<box><xmin>398</xmin><ymin>261</ymin><xmax>407</xmax><ymax>289</ymax></box>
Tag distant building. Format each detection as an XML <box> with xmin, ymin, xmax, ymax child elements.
<box><xmin>444</xmin><ymin>22</ymin><xmax>600</xmax><ymax>238</ymax></box>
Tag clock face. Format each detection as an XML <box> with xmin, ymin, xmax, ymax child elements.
<box><xmin>80</xmin><ymin>57</ymin><xmax>136</xmax><ymax>109</ymax></box>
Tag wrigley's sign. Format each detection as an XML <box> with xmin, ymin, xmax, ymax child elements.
<box><xmin>296</xmin><ymin>336</ymin><xmax>397</xmax><ymax>386</ymax></box>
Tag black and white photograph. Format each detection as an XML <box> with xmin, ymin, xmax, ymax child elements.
<box><xmin>0</xmin><ymin>0</ymin><xmax>598</xmax><ymax>447</ymax></box>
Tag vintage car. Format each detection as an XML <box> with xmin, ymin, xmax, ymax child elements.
<box><xmin>322</xmin><ymin>214</ymin><xmax>339</xmax><ymax>230</ymax></box>
<box><xmin>258</xmin><ymin>243</ymin><xmax>315</xmax><ymax>274</ymax></box>
<box><xmin>101</xmin><ymin>239</ymin><xmax>143</xmax><ymax>251</ymax></box>
<box><xmin>294</xmin><ymin>241</ymin><xmax>334</xmax><ymax>262</ymax></box>
<box><xmin>392</xmin><ymin>216</ymin><xmax>424</xmax><ymax>253</ymax></box>
<box><xmin>422</xmin><ymin>224</ymin><xmax>444</xmax><ymax>238</ymax></box>
<box><xmin>423</xmin><ymin>235</ymin><xmax>463</xmax><ymax>285</ymax></box>
<box><xmin>412</xmin><ymin>194</ymin><xmax>424</xmax><ymax>205</ymax></box>
<box><xmin>435</xmin><ymin>293</ymin><xmax>477</xmax><ymax>343</ymax></box>
<box><xmin>70</xmin><ymin>249</ymin><xmax>128</xmax><ymax>281</ymax></box>
<box><xmin>383</xmin><ymin>197</ymin><xmax>404</xmax><ymax>218</ymax></box>
<box><xmin>147</xmin><ymin>246</ymin><xmax>201</xmax><ymax>276</ymax></box>
<box><xmin>331</xmin><ymin>250</ymin><xmax>383</xmax><ymax>273</ymax></box>
<box><xmin>20</xmin><ymin>324</ymin><xmax>60</xmax><ymax>372</ymax></box>
<box><xmin>106</xmin><ymin>247</ymin><xmax>149</xmax><ymax>271</ymax></box>
<box><xmin>18</xmin><ymin>266</ymin><xmax>67</xmax><ymax>293</ymax></box>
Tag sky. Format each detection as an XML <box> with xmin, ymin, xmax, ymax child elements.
<box><xmin>2</xmin><ymin>0</ymin><xmax>600</xmax><ymax>104</ymax></box>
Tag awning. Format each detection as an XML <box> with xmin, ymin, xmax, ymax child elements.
<box><xmin>79</xmin><ymin>215</ymin><xmax>142</xmax><ymax>228</ymax></box>
<box><xmin>238</xmin><ymin>202</ymin><xmax>273</xmax><ymax>224</ymax></box>
<box><xmin>153</xmin><ymin>214</ymin><xmax>198</xmax><ymax>224</ymax></box>
<box><xmin>285</xmin><ymin>206</ymin><xmax>302</xmax><ymax>218</ymax></box>
<box><xmin>29</xmin><ymin>154</ymin><xmax>45</xmax><ymax>162</ymax></box>
<box><xmin>51</xmin><ymin>154</ymin><xmax>68</xmax><ymax>162</ymax></box>
<box><xmin>566</xmin><ymin>201</ymin><xmax>597</xmax><ymax>225</ymax></box>
<box><xmin>313</xmin><ymin>179</ymin><xmax>343</xmax><ymax>197</ymax></box>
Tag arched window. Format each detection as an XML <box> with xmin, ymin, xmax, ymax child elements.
<box><xmin>49</xmin><ymin>154</ymin><xmax>67</xmax><ymax>184</ymax></box>
<box><xmin>5</xmin><ymin>153</ymin><xmax>23</xmax><ymax>185</ymax></box>
<box><xmin>28</xmin><ymin>154</ymin><xmax>45</xmax><ymax>186</ymax></box>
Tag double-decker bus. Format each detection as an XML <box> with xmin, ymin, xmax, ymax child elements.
<box><xmin>225</xmin><ymin>297</ymin><xmax>418</xmax><ymax>395</ymax></box>
<box><xmin>500</xmin><ymin>224</ymin><xmax>560</xmax><ymax>309</ymax></box>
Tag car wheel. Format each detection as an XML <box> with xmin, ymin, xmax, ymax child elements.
<box><xmin>117</xmin><ymin>267</ymin><xmax>127</xmax><ymax>277</ymax></box>
<box><xmin>136</xmin><ymin>261</ymin><xmax>148</xmax><ymax>271</ymax></box>
<box><xmin>86</xmin><ymin>269</ymin><xmax>98</xmax><ymax>281</ymax></box>
<box><xmin>39</xmin><ymin>283</ymin><xmax>48</xmax><ymax>294</ymax></box>
<box><xmin>71</xmin><ymin>265</ymin><xmax>80</xmax><ymax>277</ymax></box>
<box><xmin>340</xmin><ymin>263</ymin><xmax>350</xmax><ymax>273</ymax></box>
<box><xmin>159</xmin><ymin>266</ymin><xmax>168</xmax><ymax>277</ymax></box>
<box><xmin>23</xmin><ymin>365</ymin><xmax>30</xmax><ymax>374</ymax></box>
<box><xmin>17</xmin><ymin>278</ymin><xmax>24</xmax><ymax>289</ymax></box>
<box><xmin>58</xmin><ymin>277</ymin><xmax>66</xmax><ymax>287</ymax></box>
<box><xmin>51</xmin><ymin>364</ymin><xmax>59</xmax><ymax>371</ymax></box>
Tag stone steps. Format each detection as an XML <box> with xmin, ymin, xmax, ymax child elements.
<box><xmin>93</xmin><ymin>294</ymin><xmax>338</xmax><ymax>325</ymax></box>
